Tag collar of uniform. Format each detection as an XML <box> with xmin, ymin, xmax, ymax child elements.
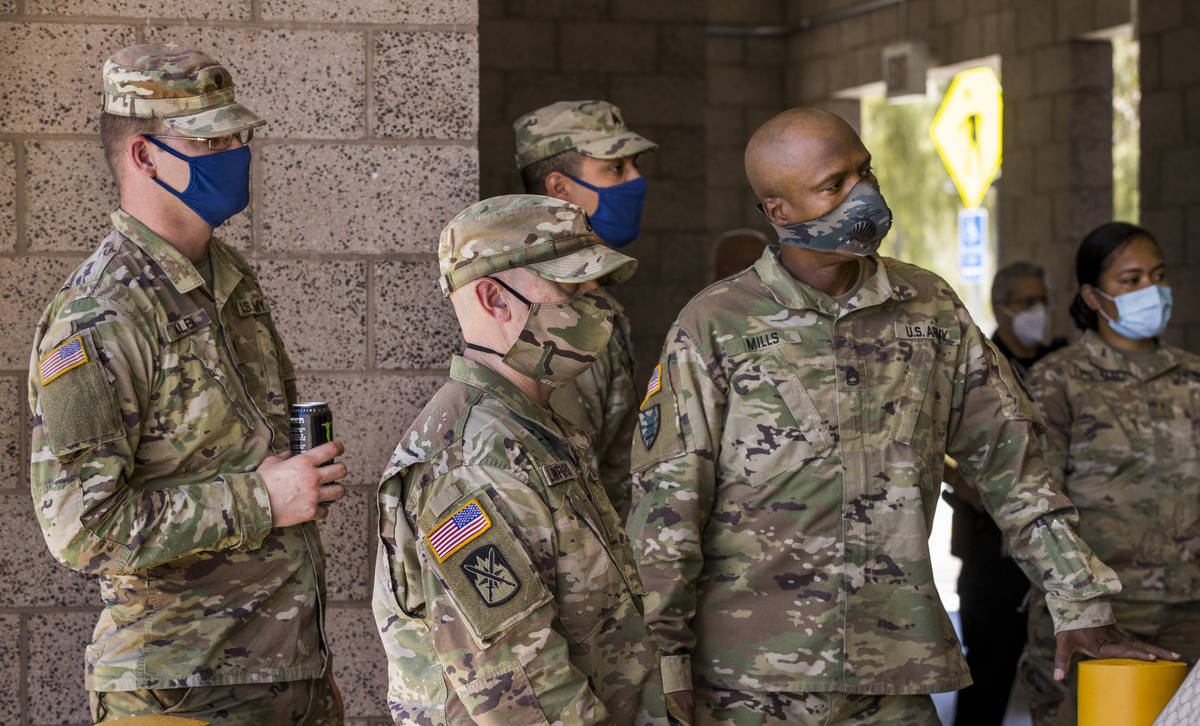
<box><xmin>753</xmin><ymin>245</ymin><xmax>913</xmax><ymax>316</ymax></box>
<box><xmin>111</xmin><ymin>208</ymin><xmax>207</xmax><ymax>295</ymax></box>
<box><xmin>1078</xmin><ymin>329</ymin><xmax>1180</xmax><ymax>381</ymax></box>
<box><xmin>205</xmin><ymin>239</ymin><xmax>247</xmax><ymax>310</ymax></box>
<box><xmin>449</xmin><ymin>355</ymin><xmax>564</xmax><ymax>439</ymax></box>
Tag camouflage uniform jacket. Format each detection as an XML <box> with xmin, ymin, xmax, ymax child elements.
<box><xmin>1027</xmin><ymin>330</ymin><xmax>1200</xmax><ymax>602</ymax></box>
<box><xmin>28</xmin><ymin>209</ymin><xmax>327</xmax><ymax>691</ymax></box>
<box><xmin>550</xmin><ymin>289</ymin><xmax>638</xmax><ymax>520</ymax></box>
<box><xmin>373</xmin><ymin>355</ymin><xmax>669</xmax><ymax>725</ymax></box>
<box><xmin>629</xmin><ymin>248</ymin><xmax>1121</xmax><ymax>696</ymax></box>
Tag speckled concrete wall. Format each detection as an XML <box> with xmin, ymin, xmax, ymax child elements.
<box><xmin>478</xmin><ymin>0</ymin><xmax>707</xmax><ymax>386</ymax></box>
<box><xmin>0</xmin><ymin>2</ymin><xmax>477</xmax><ymax>724</ymax></box>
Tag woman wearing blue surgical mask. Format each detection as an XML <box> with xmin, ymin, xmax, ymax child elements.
<box><xmin>1017</xmin><ymin>222</ymin><xmax>1199</xmax><ymax>726</ymax></box>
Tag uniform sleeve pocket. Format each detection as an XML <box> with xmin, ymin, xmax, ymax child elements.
<box><xmin>37</xmin><ymin>329</ymin><xmax>125</xmax><ymax>457</ymax></box>
<box><xmin>419</xmin><ymin>492</ymin><xmax>552</xmax><ymax>646</ymax></box>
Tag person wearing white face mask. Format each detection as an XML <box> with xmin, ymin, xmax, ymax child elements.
<box><xmin>991</xmin><ymin>262</ymin><xmax>1070</xmax><ymax>378</ymax></box>
<box><xmin>1017</xmin><ymin>222</ymin><xmax>1200</xmax><ymax>726</ymax></box>
<box><xmin>945</xmin><ymin>261</ymin><xmax>1071</xmax><ymax>726</ymax></box>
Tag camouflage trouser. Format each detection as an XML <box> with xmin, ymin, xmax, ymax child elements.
<box><xmin>1018</xmin><ymin>594</ymin><xmax>1200</xmax><ymax>726</ymax></box>
<box><xmin>90</xmin><ymin>673</ymin><xmax>344</xmax><ymax>726</ymax></box>
<box><xmin>695</xmin><ymin>685</ymin><xmax>939</xmax><ymax>726</ymax></box>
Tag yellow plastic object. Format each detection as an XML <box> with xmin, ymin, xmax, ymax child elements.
<box><xmin>1077</xmin><ymin>658</ymin><xmax>1187</xmax><ymax>726</ymax></box>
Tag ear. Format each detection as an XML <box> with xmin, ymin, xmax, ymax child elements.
<box><xmin>1080</xmin><ymin>283</ymin><xmax>1102</xmax><ymax>312</ymax></box>
<box><xmin>473</xmin><ymin>278</ymin><xmax>512</xmax><ymax>322</ymax></box>
<box><xmin>760</xmin><ymin>197</ymin><xmax>788</xmax><ymax>226</ymax></box>
<box><xmin>127</xmin><ymin>136</ymin><xmax>158</xmax><ymax>179</ymax></box>
<box><xmin>542</xmin><ymin>171</ymin><xmax>573</xmax><ymax>203</ymax></box>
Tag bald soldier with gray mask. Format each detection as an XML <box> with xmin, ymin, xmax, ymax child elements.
<box><xmin>628</xmin><ymin>108</ymin><xmax>1174</xmax><ymax>726</ymax></box>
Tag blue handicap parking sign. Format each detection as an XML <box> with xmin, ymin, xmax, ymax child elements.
<box><xmin>958</xmin><ymin>208</ymin><xmax>988</xmax><ymax>283</ymax></box>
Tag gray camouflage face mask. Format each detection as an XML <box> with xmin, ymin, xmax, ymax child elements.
<box><xmin>760</xmin><ymin>179</ymin><xmax>893</xmax><ymax>256</ymax></box>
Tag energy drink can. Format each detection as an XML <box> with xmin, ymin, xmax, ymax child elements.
<box><xmin>290</xmin><ymin>402</ymin><xmax>333</xmax><ymax>456</ymax></box>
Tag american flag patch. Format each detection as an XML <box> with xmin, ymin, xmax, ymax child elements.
<box><xmin>641</xmin><ymin>364</ymin><xmax>662</xmax><ymax>408</ymax></box>
<box><xmin>426</xmin><ymin>500</ymin><xmax>491</xmax><ymax>562</ymax></box>
<box><xmin>38</xmin><ymin>335</ymin><xmax>89</xmax><ymax>385</ymax></box>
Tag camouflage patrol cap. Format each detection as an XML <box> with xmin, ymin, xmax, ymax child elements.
<box><xmin>102</xmin><ymin>43</ymin><xmax>265</xmax><ymax>138</ymax></box>
<box><xmin>438</xmin><ymin>194</ymin><xmax>638</xmax><ymax>297</ymax></box>
<box><xmin>513</xmin><ymin>100</ymin><xmax>658</xmax><ymax>168</ymax></box>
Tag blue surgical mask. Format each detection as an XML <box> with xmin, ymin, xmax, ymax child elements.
<box><xmin>1098</xmin><ymin>285</ymin><xmax>1173</xmax><ymax>340</ymax></box>
<box><xmin>144</xmin><ymin>135</ymin><xmax>251</xmax><ymax>228</ymax></box>
<box><xmin>565</xmin><ymin>174</ymin><xmax>647</xmax><ymax>248</ymax></box>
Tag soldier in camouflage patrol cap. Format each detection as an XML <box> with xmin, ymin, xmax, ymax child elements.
<box><xmin>514</xmin><ymin>100</ymin><xmax>658</xmax><ymax>170</ymax></box>
<box><xmin>102</xmin><ymin>43</ymin><xmax>265</xmax><ymax>137</ymax></box>
<box><xmin>373</xmin><ymin>194</ymin><xmax>671</xmax><ymax>724</ymax></box>
<box><xmin>1018</xmin><ymin>222</ymin><xmax>1197</xmax><ymax>726</ymax></box>
<box><xmin>28</xmin><ymin>43</ymin><xmax>346</xmax><ymax>724</ymax></box>
<box><xmin>513</xmin><ymin>100</ymin><xmax>658</xmax><ymax>520</ymax></box>
<box><xmin>627</xmin><ymin>109</ymin><xmax>1172</xmax><ymax>726</ymax></box>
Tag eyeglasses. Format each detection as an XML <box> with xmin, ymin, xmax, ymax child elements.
<box><xmin>148</xmin><ymin>128</ymin><xmax>254</xmax><ymax>151</ymax></box>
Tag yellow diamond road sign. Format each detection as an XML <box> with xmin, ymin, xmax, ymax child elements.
<box><xmin>930</xmin><ymin>67</ymin><xmax>1002</xmax><ymax>209</ymax></box>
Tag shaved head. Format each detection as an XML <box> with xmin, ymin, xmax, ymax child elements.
<box><xmin>745</xmin><ymin>108</ymin><xmax>864</xmax><ymax>200</ymax></box>
<box><xmin>744</xmin><ymin>108</ymin><xmax>874</xmax><ymax>228</ymax></box>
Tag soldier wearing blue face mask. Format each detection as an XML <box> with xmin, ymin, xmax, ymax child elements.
<box><xmin>28</xmin><ymin>43</ymin><xmax>348</xmax><ymax>725</ymax></box>
<box><xmin>511</xmin><ymin>100</ymin><xmax>658</xmax><ymax>521</ymax></box>
<box><xmin>1017</xmin><ymin>221</ymin><xmax>1200</xmax><ymax>726</ymax></box>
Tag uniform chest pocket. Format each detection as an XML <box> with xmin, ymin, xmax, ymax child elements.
<box><xmin>227</xmin><ymin>303</ymin><xmax>289</xmax><ymax>418</ymax></box>
<box><xmin>720</xmin><ymin>352</ymin><xmax>833</xmax><ymax>485</ymax></box>
<box><xmin>886</xmin><ymin>344</ymin><xmax>936</xmax><ymax>447</ymax></box>
<box><xmin>549</xmin><ymin>484</ymin><xmax>632</xmax><ymax>644</ymax></box>
<box><xmin>134</xmin><ymin>330</ymin><xmax>253</xmax><ymax>477</ymax></box>
<box><xmin>1065</xmin><ymin>392</ymin><xmax>1136</xmax><ymax>503</ymax></box>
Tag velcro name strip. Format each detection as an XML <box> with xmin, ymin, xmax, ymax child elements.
<box><xmin>163</xmin><ymin>309</ymin><xmax>212</xmax><ymax>343</ymax></box>
<box><xmin>541</xmin><ymin>461</ymin><xmax>578</xmax><ymax>486</ymax></box>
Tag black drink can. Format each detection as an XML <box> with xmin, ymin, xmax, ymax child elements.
<box><xmin>290</xmin><ymin>402</ymin><xmax>333</xmax><ymax>456</ymax></box>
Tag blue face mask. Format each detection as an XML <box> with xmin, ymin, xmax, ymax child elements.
<box><xmin>144</xmin><ymin>135</ymin><xmax>251</xmax><ymax>228</ymax></box>
<box><xmin>1098</xmin><ymin>284</ymin><xmax>1173</xmax><ymax>340</ymax></box>
<box><xmin>565</xmin><ymin>174</ymin><xmax>647</xmax><ymax>248</ymax></box>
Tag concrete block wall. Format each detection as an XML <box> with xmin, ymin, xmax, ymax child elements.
<box><xmin>1138</xmin><ymin>0</ymin><xmax>1200</xmax><ymax>350</ymax></box>
<box><xmin>705</xmin><ymin>0</ymin><xmax>788</xmax><ymax>247</ymax></box>
<box><xmin>0</xmin><ymin>1</ymin><xmax>477</xmax><ymax>723</ymax></box>
<box><xmin>478</xmin><ymin>0</ymin><xmax>706</xmax><ymax>383</ymax></box>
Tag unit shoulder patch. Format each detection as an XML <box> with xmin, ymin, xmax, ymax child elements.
<box><xmin>630</xmin><ymin>354</ymin><xmax>686</xmax><ymax>472</ymax></box>
<box><xmin>460</xmin><ymin>544</ymin><xmax>521</xmax><ymax>607</ymax></box>
<box><xmin>638</xmin><ymin>404</ymin><xmax>661</xmax><ymax>449</ymax></box>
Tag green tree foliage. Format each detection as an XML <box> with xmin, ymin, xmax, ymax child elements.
<box><xmin>861</xmin><ymin>79</ymin><xmax>998</xmax><ymax>331</ymax></box>
<box><xmin>1112</xmin><ymin>36</ymin><xmax>1140</xmax><ymax>225</ymax></box>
